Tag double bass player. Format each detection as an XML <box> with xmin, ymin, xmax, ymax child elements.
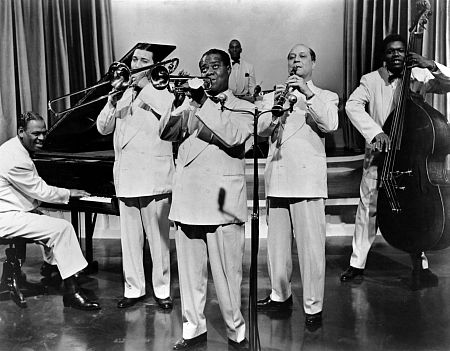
<box><xmin>340</xmin><ymin>34</ymin><xmax>450</xmax><ymax>289</ymax></box>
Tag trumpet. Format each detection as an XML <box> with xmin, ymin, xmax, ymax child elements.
<box><xmin>148</xmin><ymin>65</ymin><xmax>212</xmax><ymax>93</ymax></box>
<box><xmin>48</xmin><ymin>58</ymin><xmax>180</xmax><ymax>116</ymax></box>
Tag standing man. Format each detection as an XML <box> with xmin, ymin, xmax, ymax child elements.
<box><xmin>159</xmin><ymin>48</ymin><xmax>253</xmax><ymax>350</ymax></box>
<box><xmin>228</xmin><ymin>39</ymin><xmax>257</xmax><ymax>103</ymax></box>
<box><xmin>97</xmin><ymin>43</ymin><xmax>175</xmax><ymax>310</ymax></box>
<box><xmin>0</xmin><ymin>112</ymin><xmax>101</xmax><ymax>311</ymax></box>
<box><xmin>256</xmin><ymin>44</ymin><xmax>339</xmax><ymax>331</ymax></box>
<box><xmin>340</xmin><ymin>34</ymin><xmax>450</xmax><ymax>289</ymax></box>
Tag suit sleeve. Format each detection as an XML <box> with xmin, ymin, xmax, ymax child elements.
<box><xmin>306</xmin><ymin>90</ymin><xmax>339</xmax><ymax>133</ymax></box>
<box><xmin>138</xmin><ymin>84</ymin><xmax>175</xmax><ymax>119</ymax></box>
<box><xmin>257</xmin><ymin>92</ymin><xmax>279</xmax><ymax>137</ymax></box>
<box><xmin>195</xmin><ymin>99</ymin><xmax>253</xmax><ymax>148</ymax></box>
<box><xmin>248</xmin><ymin>64</ymin><xmax>257</xmax><ymax>95</ymax></box>
<box><xmin>159</xmin><ymin>100</ymin><xmax>188</xmax><ymax>142</ymax></box>
<box><xmin>97</xmin><ymin>100</ymin><xmax>118</xmax><ymax>135</ymax></box>
<box><xmin>423</xmin><ymin>62</ymin><xmax>450</xmax><ymax>94</ymax></box>
<box><xmin>345</xmin><ymin>76</ymin><xmax>384</xmax><ymax>143</ymax></box>
<box><xmin>7</xmin><ymin>159</ymin><xmax>70</xmax><ymax>204</ymax></box>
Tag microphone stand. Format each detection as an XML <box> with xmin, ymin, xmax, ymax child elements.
<box><xmin>218</xmin><ymin>93</ymin><xmax>297</xmax><ymax>351</ymax></box>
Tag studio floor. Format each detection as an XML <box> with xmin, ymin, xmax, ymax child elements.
<box><xmin>1</xmin><ymin>236</ymin><xmax>450</xmax><ymax>351</ymax></box>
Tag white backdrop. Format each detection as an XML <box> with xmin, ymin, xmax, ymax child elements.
<box><xmin>111</xmin><ymin>0</ymin><xmax>345</xmax><ymax>96</ymax></box>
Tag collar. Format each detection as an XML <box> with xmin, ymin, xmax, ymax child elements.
<box><xmin>232</xmin><ymin>60</ymin><xmax>240</xmax><ymax>65</ymax></box>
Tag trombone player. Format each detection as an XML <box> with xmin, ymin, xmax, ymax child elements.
<box><xmin>97</xmin><ymin>43</ymin><xmax>175</xmax><ymax>310</ymax></box>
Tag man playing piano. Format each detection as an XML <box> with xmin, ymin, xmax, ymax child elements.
<box><xmin>97</xmin><ymin>43</ymin><xmax>175</xmax><ymax>310</ymax></box>
<box><xmin>0</xmin><ymin>111</ymin><xmax>101</xmax><ymax>311</ymax></box>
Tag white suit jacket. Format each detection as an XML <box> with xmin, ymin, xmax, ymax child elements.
<box><xmin>258</xmin><ymin>81</ymin><xmax>339</xmax><ymax>198</ymax></box>
<box><xmin>159</xmin><ymin>90</ymin><xmax>254</xmax><ymax>225</ymax></box>
<box><xmin>97</xmin><ymin>83</ymin><xmax>175</xmax><ymax>198</ymax></box>
<box><xmin>0</xmin><ymin>137</ymin><xmax>70</xmax><ymax>213</ymax></box>
<box><xmin>346</xmin><ymin>62</ymin><xmax>450</xmax><ymax>179</ymax></box>
<box><xmin>229</xmin><ymin>59</ymin><xmax>256</xmax><ymax>96</ymax></box>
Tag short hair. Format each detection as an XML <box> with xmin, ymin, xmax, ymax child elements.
<box><xmin>287</xmin><ymin>45</ymin><xmax>317</xmax><ymax>62</ymax></box>
<box><xmin>18</xmin><ymin>111</ymin><xmax>44</xmax><ymax>130</ymax></box>
<box><xmin>199</xmin><ymin>48</ymin><xmax>231</xmax><ymax>69</ymax></box>
<box><xmin>382</xmin><ymin>34</ymin><xmax>406</xmax><ymax>52</ymax></box>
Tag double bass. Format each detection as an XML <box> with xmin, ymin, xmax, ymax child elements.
<box><xmin>377</xmin><ymin>2</ymin><xmax>450</xmax><ymax>255</ymax></box>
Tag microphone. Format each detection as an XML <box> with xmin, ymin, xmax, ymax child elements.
<box><xmin>218</xmin><ymin>187</ymin><xmax>226</xmax><ymax>212</ymax></box>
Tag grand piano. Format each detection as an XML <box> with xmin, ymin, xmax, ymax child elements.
<box><xmin>34</xmin><ymin>43</ymin><xmax>176</xmax><ymax>272</ymax></box>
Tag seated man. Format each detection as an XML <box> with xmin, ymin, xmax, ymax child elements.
<box><xmin>0</xmin><ymin>111</ymin><xmax>101</xmax><ymax>311</ymax></box>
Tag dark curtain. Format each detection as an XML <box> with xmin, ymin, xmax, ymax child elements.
<box><xmin>0</xmin><ymin>0</ymin><xmax>114</xmax><ymax>145</ymax></box>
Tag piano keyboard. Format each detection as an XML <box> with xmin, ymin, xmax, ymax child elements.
<box><xmin>79</xmin><ymin>196</ymin><xmax>113</xmax><ymax>204</ymax></box>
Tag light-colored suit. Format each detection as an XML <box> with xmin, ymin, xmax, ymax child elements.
<box><xmin>346</xmin><ymin>63</ymin><xmax>450</xmax><ymax>269</ymax></box>
<box><xmin>229</xmin><ymin>59</ymin><xmax>256</xmax><ymax>97</ymax></box>
<box><xmin>159</xmin><ymin>90</ymin><xmax>253</xmax><ymax>342</ymax></box>
<box><xmin>97</xmin><ymin>83</ymin><xmax>175</xmax><ymax>299</ymax></box>
<box><xmin>258</xmin><ymin>81</ymin><xmax>339</xmax><ymax>315</ymax></box>
<box><xmin>0</xmin><ymin>137</ymin><xmax>87</xmax><ymax>279</ymax></box>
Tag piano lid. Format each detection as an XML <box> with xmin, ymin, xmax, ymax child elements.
<box><xmin>44</xmin><ymin>43</ymin><xmax>176</xmax><ymax>152</ymax></box>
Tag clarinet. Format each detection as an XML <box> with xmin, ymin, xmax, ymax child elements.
<box><xmin>271</xmin><ymin>66</ymin><xmax>297</xmax><ymax>117</ymax></box>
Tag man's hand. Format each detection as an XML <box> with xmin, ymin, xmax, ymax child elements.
<box><xmin>371</xmin><ymin>132</ymin><xmax>391</xmax><ymax>152</ymax></box>
<box><xmin>407</xmin><ymin>52</ymin><xmax>436</xmax><ymax>71</ymax></box>
<box><xmin>69</xmin><ymin>189</ymin><xmax>91</xmax><ymax>198</ymax></box>
<box><xmin>187</xmin><ymin>80</ymin><xmax>207</xmax><ymax>106</ymax></box>
<box><xmin>286</xmin><ymin>75</ymin><xmax>314</xmax><ymax>99</ymax></box>
<box><xmin>131</xmin><ymin>71</ymin><xmax>150</xmax><ymax>89</ymax></box>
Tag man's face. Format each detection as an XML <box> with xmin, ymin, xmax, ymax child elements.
<box><xmin>384</xmin><ymin>40</ymin><xmax>406</xmax><ymax>73</ymax></box>
<box><xmin>199</xmin><ymin>53</ymin><xmax>230</xmax><ymax>95</ymax></box>
<box><xmin>18</xmin><ymin>119</ymin><xmax>47</xmax><ymax>154</ymax></box>
<box><xmin>287</xmin><ymin>44</ymin><xmax>315</xmax><ymax>80</ymax></box>
<box><xmin>131</xmin><ymin>49</ymin><xmax>154</xmax><ymax>76</ymax></box>
<box><xmin>228</xmin><ymin>40</ymin><xmax>242</xmax><ymax>61</ymax></box>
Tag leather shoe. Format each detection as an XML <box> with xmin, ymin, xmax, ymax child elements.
<box><xmin>340</xmin><ymin>266</ymin><xmax>364</xmax><ymax>282</ymax></box>
<box><xmin>173</xmin><ymin>332</ymin><xmax>207</xmax><ymax>350</ymax></box>
<box><xmin>257</xmin><ymin>295</ymin><xmax>292</xmax><ymax>311</ymax></box>
<box><xmin>228</xmin><ymin>337</ymin><xmax>249</xmax><ymax>350</ymax></box>
<box><xmin>63</xmin><ymin>291</ymin><xmax>101</xmax><ymax>311</ymax></box>
<box><xmin>117</xmin><ymin>296</ymin><xmax>145</xmax><ymax>308</ymax></box>
<box><xmin>305</xmin><ymin>311</ymin><xmax>322</xmax><ymax>332</ymax></box>
<box><xmin>410</xmin><ymin>268</ymin><xmax>439</xmax><ymax>291</ymax></box>
<box><xmin>154</xmin><ymin>296</ymin><xmax>173</xmax><ymax>310</ymax></box>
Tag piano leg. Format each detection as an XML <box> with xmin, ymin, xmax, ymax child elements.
<box><xmin>84</xmin><ymin>211</ymin><xmax>99</xmax><ymax>274</ymax></box>
<box><xmin>69</xmin><ymin>210</ymin><xmax>98</xmax><ymax>274</ymax></box>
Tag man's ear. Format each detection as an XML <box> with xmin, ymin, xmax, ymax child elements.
<box><xmin>17</xmin><ymin>127</ymin><xmax>24</xmax><ymax>139</ymax></box>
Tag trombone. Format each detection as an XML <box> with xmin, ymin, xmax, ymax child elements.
<box><xmin>48</xmin><ymin>58</ymin><xmax>180</xmax><ymax>116</ymax></box>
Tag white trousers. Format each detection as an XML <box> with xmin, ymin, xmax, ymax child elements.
<box><xmin>267</xmin><ymin>197</ymin><xmax>326</xmax><ymax>315</ymax></box>
<box><xmin>0</xmin><ymin>211</ymin><xmax>87</xmax><ymax>279</ymax></box>
<box><xmin>175</xmin><ymin>223</ymin><xmax>246</xmax><ymax>343</ymax></box>
<box><xmin>119</xmin><ymin>195</ymin><xmax>171</xmax><ymax>299</ymax></box>
<box><xmin>350</xmin><ymin>173</ymin><xmax>428</xmax><ymax>269</ymax></box>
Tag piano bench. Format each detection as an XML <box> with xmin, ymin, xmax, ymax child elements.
<box><xmin>0</xmin><ymin>238</ymin><xmax>45</xmax><ymax>308</ymax></box>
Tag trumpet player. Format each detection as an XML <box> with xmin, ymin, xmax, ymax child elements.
<box><xmin>96</xmin><ymin>43</ymin><xmax>175</xmax><ymax>310</ymax></box>
<box><xmin>256</xmin><ymin>44</ymin><xmax>339</xmax><ymax>331</ymax></box>
<box><xmin>159</xmin><ymin>48</ymin><xmax>253</xmax><ymax>350</ymax></box>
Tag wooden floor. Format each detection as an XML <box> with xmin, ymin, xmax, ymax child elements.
<box><xmin>1</xmin><ymin>236</ymin><xmax>450</xmax><ymax>351</ymax></box>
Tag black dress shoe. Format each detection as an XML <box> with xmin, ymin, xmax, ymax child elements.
<box><xmin>305</xmin><ymin>311</ymin><xmax>322</xmax><ymax>332</ymax></box>
<box><xmin>117</xmin><ymin>296</ymin><xmax>145</xmax><ymax>308</ymax></box>
<box><xmin>257</xmin><ymin>295</ymin><xmax>293</xmax><ymax>311</ymax></box>
<box><xmin>173</xmin><ymin>332</ymin><xmax>207</xmax><ymax>350</ymax></box>
<box><xmin>410</xmin><ymin>268</ymin><xmax>439</xmax><ymax>291</ymax></box>
<box><xmin>154</xmin><ymin>296</ymin><xmax>173</xmax><ymax>310</ymax></box>
<box><xmin>228</xmin><ymin>337</ymin><xmax>249</xmax><ymax>350</ymax></box>
<box><xmin>340</xmin><ymin>266</ymin><xmax>364</xmax><ymax>282</ymax></box>
<box><xmin>63</xmin><ymin>291</ymin><xmax>101</xmax><ymax>311</ymax></box>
